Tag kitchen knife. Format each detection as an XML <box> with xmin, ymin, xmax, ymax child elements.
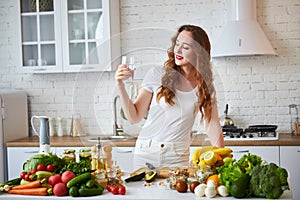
<box><xmin>145</xmin><ymin>162</ymin><xmax>160</xmax><ymax>175</ymax></box>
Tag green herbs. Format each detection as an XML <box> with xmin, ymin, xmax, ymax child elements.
<box><xmin>60</xmin><ymin>159</ymin><xmax>93</xmax><ymax>175</ymax></box>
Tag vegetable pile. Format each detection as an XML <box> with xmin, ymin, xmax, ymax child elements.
<box><xmin>1</xmin><ymin>153</ymin><xmax>125</xmax><ymax>197</ymax></box>
<box><xmin>23</xmin><ymin>153</ymin><xmax>66</xmax><ymax>174</ymax></box>
<box><xmin>217</xmin><ymin>153</ymin><xmax>289</xmax><ymax>199</ymax></box>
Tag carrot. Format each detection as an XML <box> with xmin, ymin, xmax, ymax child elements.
<box><xmin>8</xmin><ymin>187</ymin><xmax>48</xmax><ymax>196</ymax></box>
<box><xmin>11</xmin><ymin>180</ymin><xmax>41</xmax><ymax>190</ymax></box>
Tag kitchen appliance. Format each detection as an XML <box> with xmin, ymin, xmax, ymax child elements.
<box><xmin>223</xmin><ymin>125</ymin><xmax>278</xmax><ymax>140</ymax></box>
<box><xmin>0</xmin><ymin>91</ymin><xmax>28</xmax><ymax>182</ymax></box>
<box><xmin>70</xmin><ymin>114</ymin><xmax>85</xmax><ymax>137</ymax></box>
<box><xmin>212</xmin><ymin>0</ymin><xmax>276</xmax><ymax>57</ymax></box>
<box><xmin>31</xmin><ymin>115</ymin><xmax>50</xmax><ymax>154</ymax></box>
<box><xmin>220</xmin><ymin>104</ymin><xmax>235</xmax><ymax>126</ymax></box>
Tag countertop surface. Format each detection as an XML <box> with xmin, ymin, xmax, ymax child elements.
<box><xmin>5</xmin><ymin>133</ymin><xmax>300</xmax><ymax>147</ymax></box>
<box><xmin>0</xmin><ymin>178</ymin><xmax>293</xmax><ymax>200</ymax></box>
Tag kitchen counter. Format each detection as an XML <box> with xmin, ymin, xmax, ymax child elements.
<box><xmin>5</xmin><ymin>133</ymin><xmax>300</xmax><ymax>147</ymax></box>
<box><xmin>0</xmin><ymin>179</ymin><xmax>293</xmax><ymax>200</ymax></box>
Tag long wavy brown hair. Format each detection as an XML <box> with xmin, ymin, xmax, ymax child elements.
<box><xmin>156</xmin><ymin>24</ymin><xmax>216</xmax><ymax>123</ymax></box>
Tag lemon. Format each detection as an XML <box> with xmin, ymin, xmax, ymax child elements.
<box><xmin>198</xmin><ymin>160</ymin><xmax>206</xmax><ymax>167</ymax></box>
<box><xmin>203</xmin><ymin>150</ymin><xmax>217</xmax><ymax>165</ymax></box>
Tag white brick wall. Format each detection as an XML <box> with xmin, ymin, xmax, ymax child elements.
<box><xmin>0</xmin><ymin>0</ymin><xmax>299</xmax><ymax>136</ymax></box>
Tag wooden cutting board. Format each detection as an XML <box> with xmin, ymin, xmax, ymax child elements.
<box><xmin>130</xmin><ymin>167</ymin><xmax>195</xmax><ymax>179</ymax></box>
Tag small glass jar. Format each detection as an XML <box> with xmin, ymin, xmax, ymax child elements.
<box><xmin>79</xmin><ymin>148</ymin><xmax>91</xmax><ymax>161</ymax></box>
<box><xmin>62</xmin><ymin>149</ymin><xmax>76</xmax><ymax>162</ymax></box>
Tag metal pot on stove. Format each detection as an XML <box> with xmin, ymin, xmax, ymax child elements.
<box><xmin>220</xmin><ymin>104</ymin><xmax>235</xmax><ymax>127</ymax></box>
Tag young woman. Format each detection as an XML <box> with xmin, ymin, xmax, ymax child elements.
<box><xmin>115</xmin><ymin>25</ymin><xmax>224</xmax><ymax>169</ymax></box>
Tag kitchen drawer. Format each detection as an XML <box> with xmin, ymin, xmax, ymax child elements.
<box><xmin>112</xmin><ymin>147</ymin><xmax>135</xmax><ymax>172</ymax></box>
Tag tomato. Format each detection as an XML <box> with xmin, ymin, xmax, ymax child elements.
<box><xmin>106</xmin><ymin>185</ymin><xmax>112</xmax><ymax>192</ymax></box>
<box><xmin>46</xmin><ymin>164</ymin><xmax>55</xmax><ymax>172</ymax></box>
<box><xmin>30</xmin><ymin>169</ymin><xmax>37</xmax><ymax>174</ymax></box>
<box><xmin>24</xmin><ymin>173</ymin><xmax>31</xmax><ymax>181</ymax></box>
<box><xmin>111</xmin><ymin>185</ymin><xmax>118</xmax><ymax>195</ymax></box>
<box><xmin>20</xmin><ymin>171</ymin><xmax>27</xmax><ymax>179</ymax></box>
<box><xmin>37</xmin><ymin>164</ymin><xmax>46</xmax><ymax>171</ymax></box>
<box><xmin>118</xmin><ymin>184</ymin><xmax>126</xmax><ymax>195</ymax></box>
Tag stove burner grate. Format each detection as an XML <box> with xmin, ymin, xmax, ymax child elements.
<box><xmin>222</xmin><ymin>125</ymin><xmax>278</xmax><ymax>140</ymax></box>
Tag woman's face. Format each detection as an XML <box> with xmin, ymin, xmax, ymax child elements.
<box><xmin>174</xmin><ymin>30</ymin><xmax>196</xmax><ymax>67</ymax></box>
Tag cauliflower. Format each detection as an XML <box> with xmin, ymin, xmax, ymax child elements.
<box><xmin>249</xmin><ymin>163</ymin><xmax>289</xmax><ymax>199</ymax></box>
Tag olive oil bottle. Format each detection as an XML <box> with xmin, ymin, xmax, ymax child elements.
<box><xmin>91</xmin><ymin>137</ymin><xmax>107</xmax><ymax>183</ymax></box>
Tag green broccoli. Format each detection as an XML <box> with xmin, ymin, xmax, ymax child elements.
<box><xmin>249</xmin><ymin>163</ymin><xmax>289</xmax><ymax>199</ymax></box>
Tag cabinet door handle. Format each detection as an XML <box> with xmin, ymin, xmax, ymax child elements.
<box><xmin>233</xmin><ymin>150</ymin><xmax>249</xmax><ymax>153</ymax></box>
<box><xmin>24</xmin><ymin>151</ymin><xmax>39</xmax><ymax>153</ymax></box>
<box><xmin>33</xmin><ymin>68</ymin><xmax>47</xmax><ymax>72</ymax></box>
<box><xmin>115</xmin><ymin>150</ymin><xmax>133</xmax><ymax>153</ymax></box>
<box><xmin>81</xmin><ymin>67</ymin><xmax>95</xmax><ymax>70</ymax></box>
<box><xmin>297</xmin><ymin>150</ymin><xmax>300</xmax><ymax>153</ymax></box>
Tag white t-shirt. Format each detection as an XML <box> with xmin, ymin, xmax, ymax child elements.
<box><xmin>139</xmin><ymin>66</ymin><xmax>199</xmax><ymax>144</ymax></box>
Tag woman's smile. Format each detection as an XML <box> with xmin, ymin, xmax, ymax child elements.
<box><xmin>175</xmin><ymin>54</ymin><xmax>183</xmax><ymax>60</ymax></box>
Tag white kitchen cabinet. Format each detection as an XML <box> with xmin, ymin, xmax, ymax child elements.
<box><xmin>7</xmin><ymin>147</ymin><xmax>40</xmax><ymax>180</ymax></box>
<box><xmin>229</xmin><ymin>146</ymin><xmax>280</xmax><ymax>165</ymax></box>
<box><xmin>112</xmin><ymin>147</ymin><xmax>135</xmax><ymax>172</ymax></box>
<box><xmin>280</xmin><ymin>146</ymin><xmax>300</xmax><ymax>200</ymax></box>
<box><xmin>18</xmin><ymin>0</ymin><xmax>120</xmax><ymax>73</ymax></box>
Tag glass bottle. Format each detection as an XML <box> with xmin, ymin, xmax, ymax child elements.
<box><xmin>289</xmin><ymin>104</ymin><xmax>300</xmax><ymax>135</ymax></box>
<box><xmin>92</xmin><ymin>138</ymin><xmax>107</xmax><ymax>187</ymax></box>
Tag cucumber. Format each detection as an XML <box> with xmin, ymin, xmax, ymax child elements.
<box><xmin>79</xmin><ymin>185</ymin><xmax>104</xmax><ymax>196</ymax></box>
<box><xmin>69</xmin><ymin>186</ymin><xmax>79</xmax><ymax>197</ymax></box>
<box><xmin>125</xmin><ymin>171</ymin><xmax>146</xmax><ymax>182</ymax></box>
<box><xmin>0</xmin><ymin>178</ymin><xmax>21</xmax><ymax>187</ymax></box>
<box><xmin>85</xmin><ymin>179</ymin><xmax>95</xmax><ymax>188</ymax></box>
<box><xmin>66</xmin><ymin>172</ymin><xmax>92</xmax><ymax>188</ymax></box>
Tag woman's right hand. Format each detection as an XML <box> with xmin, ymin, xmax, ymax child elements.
<box><xmin>115</xmin><ymin>64</ymin><xmax>133</xmax><ymax>86</ymax></box>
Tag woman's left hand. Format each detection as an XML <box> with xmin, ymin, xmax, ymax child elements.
<box><xmin>115</xmin><ymin>64</ymin><xmax>134</xmax><ymax>86</ymax></box>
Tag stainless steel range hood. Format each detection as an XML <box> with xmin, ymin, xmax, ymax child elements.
<box><xmin>212</xmin><ymin>0</ymin><xmax>277</xmax><ymax>57</ymax></box>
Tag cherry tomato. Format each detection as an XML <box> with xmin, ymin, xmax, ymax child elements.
<box><xmin>30</xmin><ymin>169</ymin><xmax>37</xmax><ymax>174</ymax></box>
<box><xmin>118</xmin><ymin>184</ymin><xmax>126</xmax><ymax>195</ymax></box>
<box><xmin>106</xmin><ymin>185</ymin><xmax>113</xmax><ymax>192</ymax></box>
<box><xmin>24</xmin><ymin>174</ymin><xmax>31</xmax><ymax>181</ymax></box>
<box><xmin>46</xmin><ymin>164</ymin><xmax>55</xmax><ymax>172</ymax></box>
<box><xmin>20</xmin><ymin>171</ymin><xmax>27</xmax><ymax>179</ymax></box>
<box><xmin>36</xmin><ymin>164</ymin><xmax>46</xmax><ymax>171</ymax></box>
<box><xmin>111</xmin><ymin>185</ymin><xmax>119</xmax><ymax>195</ymax></box>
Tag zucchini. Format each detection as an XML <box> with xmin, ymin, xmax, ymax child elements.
<box><xmin>66</xmin><ymin>172</ymin><xmax>92</xmax><ymax>188</ymax></box>
<box><xmin>145</xmin><ymin>171</ymin><xmax>157</xmax><ymax>183</ymax></box>
<box><xmin>79</xmin><ymin>185</ymin><xmax>104</xmax><ymax>196</ymax></box>
<box><xmin>125</xmin><ymin>171</ymin><xmax>146</xmax><ymax>182</ymax></box>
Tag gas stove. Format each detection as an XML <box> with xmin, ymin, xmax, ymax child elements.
<box><xmin>222</xmin><ymin>125</ymin><xmax>279</xmax><ymax>141</ymax></box>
